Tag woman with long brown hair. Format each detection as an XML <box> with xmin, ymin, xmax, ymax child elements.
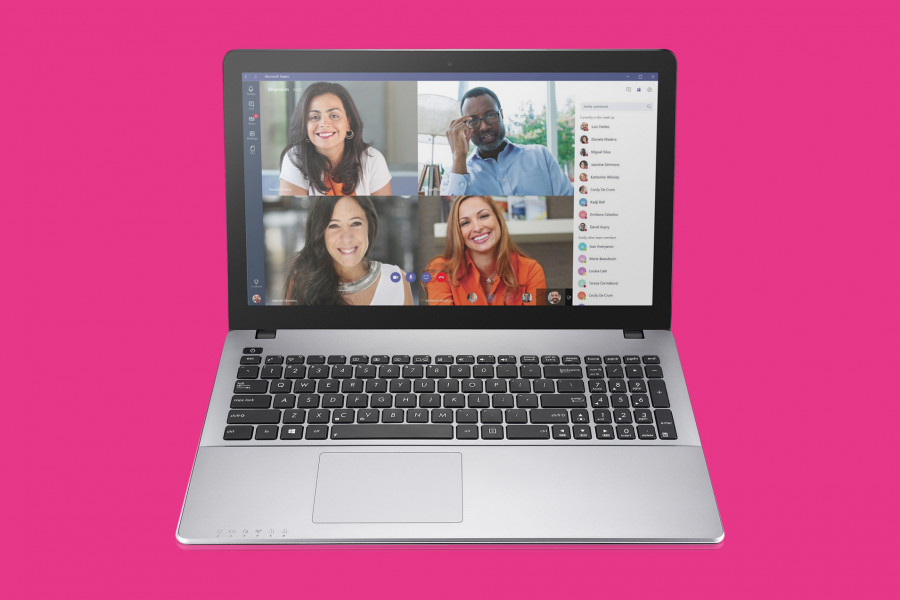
<box><xmin>424</xmin><ymin>195</ymin><xmax>546</xmax><ymax>306</ymax></box>
<box><xmin>278</xmin><ymin>82</ymin><xmax>392</xmax><ymax>196</ymax></box>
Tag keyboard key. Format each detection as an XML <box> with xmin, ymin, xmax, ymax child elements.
<box><xmin>403</xmin><ymin>365</ymin><xmax>424</xmax><ymax>379</ymax></box>
<box><xmin>431</xmin><ymin>409</ymin><xmax>453</xmax><ymax>423</ymax></box>
<box><xmin>332</xmin><ymin>365</ymin><xmax>353</xmax><ymax>378</ymax></box>
<box><xmin>255</xmin><ymin>425</ymin><xmax>278</xmax><ymax>440</ymax></box>
<box><xmin>604</xmin><ymin>356</ymin><xmax>621</xmax><ymax>364</ymax></box>
<box><xmin>284</xmin><ymin>365</ymin><xmax>306</xmax><ymax>378</ymax></box>
<box><xmin>507</xmin><ymin>425</ymin><xmax>550</xmax><ymax>439</ymax></box>
<box><xmin>533</xmin><ymin>380</ymin><xmax>555</xmax><ymax>393</ymax></box>
<box><xmin>540</xmin><ymin>394</ymin><xmax>587</xmax><ymax>408</ymax></box>
<box><xmin>280</xmin><ymin>426</ymin><xmax>304</xmax><ymax>440</ymax></box>
<box><xmin>649</xmin><ymin>380</ymin><xmax>670</xmax><ymax>407</ymax></box>
<box><xmin>224</xmin><ymin>425</ymin><xmax>253</xmax><ymax>440</ymax></box>
<box><xmin>530</xmin><ymin>409</ymin><xmax>570</xmax><ymax>424</ymax></box>
<box><xmin>391</xmin><ymin>355</ymin><xmax>410</xmax><ymax>364</ymax></box>
<box><xmin>270</xmin><ymin>380</ymin><xmax>292</xmax><ymax>393</ymax></box>
<box><xmin>283</xmin><ymin>409</ymin><xmax>306</xmax><ymax>424</ymax></box>
<box><xmin>520</xmin><ymin>355</ymin><xmax>539</xmax><ymax>364</ymax></box>
<box><xmin>477</xmin><ymin>355</ymin><xmax>496</xmax><ymax>364</ymax></box>
<box><xmin>456</xmin><ymin>355</ymin><xmax>475</xmax><ymax>364</ymax></box>
<box><xmin>590</xmin><ymin>394</ymin><xmax>610</xmax><ymax>408</ymax></box>
<box><xmin>634</xmin><ymin>409</ymin><xmax>653</xmax><ymax>423</ymax></box>
<box><xmin>240</xmin><ymin>356</ymin><xmax>261</xmax><ymax>365</ymax></box>
<box><xmin>584</xmin><ymin>355</ymin><xmax>603</xmax><ymax>364</ymax></box>
<box><xmin>371</xmin><ymin>355</ymin><xmax>389</xmax><ymax>364</ymax></box>
<box><xmin>638</xmin><ymin>425</ymin><xmax>657</xmax><ymax>440</ymax></box>
<box><xmin>357</xmin><ymin>409</ymin><xmax>379</xmax><ymax>423</ymax></box>
<box><xmin>265</xmin><ymin>355</ymin><xmax>284</xmax><ymax>365</ymax></box>
<box><xmin>631</xmin><ymin>394</ymin><xmax>650</xmax><ymax>408</ymax></box>
<box><xmin>231</xmin><ymin>395</ymin><xmax>271</xmax><ymax>409</ymax></box>
<box><xmin>330</xmin><ymin>425</ymin><xmax>453</xmax><ymax>439</ymax></box>
<box><xmin>573</xmin><ymin>425</ymin><xmax>592</xmax><ymax>440</ymax></box>
<box><xmin>227</xmin><ymin>410</ymin><xmax>280</xmax><ymax>424</ymax></box>
<box><xmin>307</xmin><ymin>355</ymin><xmax>326</xmax><ymax>364</ymax></box>
<box><xmin>505</xmin><ymin>409</ymin><xmax>528</xmax><ymax>424</ymax></box>
<box><xmin>307</xmin><ymin>409</ymin><xmax>330</xmax><ymax>424</ymax></box>
<box><xmin>571</xmin><ymin>409</ymin><xmax>589</xmax><ymax>424</ymax></box>
<box><xmin>332</xmin><ymin>409</ymin><xmax>354</xmax><ymax>423</ymax></box>
<box><xmin>645</xmin><ymin>365</ymin><xmax>664</xmax><ymax>378</ymax></box>
<box><xmin>413</xmin><ymin>355</ymin><xmax>432</xmax><ymax>364</ymax></box>
<box><xmin>286</xmin><ymin>355</ymin><xmax>305</xmax><ymax>364</ymax></box>
<box><xmin>327</xmin><ymin>355</ymin><xmax>346</xmax><ymax>364</ymax></box>
<box><xmin>614</xmin><ymin>409</ymin><xmax>633</xmax><ymax>424</ymax></box>
<box><xmin>625</xmin><ymin>365</ymin><xmax>644</xmax><ymax>378</ymax></box>
<box><xmin>595</xmin><ymin>425</ymin><xmax>615</xmax><ymax>439</ymax></box>
<box><xmin>346</xmin><ymin>394</ymin><xmax>368</xmax><ymax>408</ymax></box>
<box><xmin>562</xmin><ymin>355</ymin><xmax>581</xmax><ymax>365</ymax></box>
<box><xmin>516</xmin><ymin>394</ymin><xmax>539</xmax><ymax>408</ymax></box>
<box><xmin>606</xmin><ymin>365</ymin><xmax>624</xmax><ymax>378</ymax></box>
<box><xmin>456</xmin><ymin>425</ymin><xmax>478</xmax><ymax>439</ymax></box>
<box><xmin>273</xmin><ymin>394</ymin><xmax>295</xmax><ymax>408</ymax></box>
<box><xmin>305</xmin><ymin>425</ymin><xmax>329</xmax><ymax>440</ymax></box>
<box><xmin>435</xmin><ymin>355</ymin><xmax>454</xmax><ymax>364</ymax></box>
<box><xmin>261</xmin><ymin>366</ymin><xmax>283</xmax><ymax>379</ymax></box>
<box><xmin>491</xmin><ymin>394</ymin><xmax>514</xmax><ymax>408</ymax></box>
<box><xmin>407</xmin><ymin>409</ymin><xmax>428</xmax><ymax>423</ymax></box>
<box><xmin>234</xmin><ymin>380</ymin><xmax>267</xmax><ymax>394</ymax></box>
<box><xmin>296</xmin><ymin>394</ymin><xmax>319</xmax><ymax>408</ymax></box>
<box><xmin>480</xmin><ymin>409</ymin><xmax>502</xmax><ymax>424</ymax></box>
<box><xmin>498</xmin><ymin>355</ymin><xmax>517</xmax><ymax>364</ymax></box>
<box><xmin>350</xmin><ymin>355</ymin><xmax>368</xmax><ymax>364</ymax></box>
<box><xmin>426</xmin><ymin>365</ymin><xmax>448</xmax><ymax>378</ymax></box>
<box><xmin>473</xmin><ymin>365</ymin><xmax>495</xmax><ymax>378</ymax></box>
<box><xmin>382</xmin><ymin>409</ymin><xmax>403</xmax><ymax>423</ymax></box>
<box><xmin>443</xmin><ymin>394</ymin><xmax>465</xmax><ymax>408</ymax></box>
<box><xmin>611</xmin><ymin>394</ymin><xmax>630</xmax><ymax>408</ymax></box>
<box><xmin>623</xmin><ymin>355</ymin><xmax>641</xmax><ymax>364</ymax></box>
<box><xmin>419</xmin><ymin>394</ymin><xmax>441</xmax><ymax>408</ymax></box>
<box><xmin>628</xmin><ymin>380</ymin><xmax>647</xmax><ymax>393</ymax></box>
<box><xmin>616</xmin><ymin>425</ymin><xmax>636</xmax><ymax>440</ymax></box>
<box><xmin>655</xmin><ymin>409</ymin><xmax>677</xmax><ymax>440</ymax></box>
<box><xmin>552</xmin><ymin>425</ymin><xmax>571</xmax><ymax>440</ymax></box>
<box><xmin>556</xmin><ymin>380</ymin><xmax>585</xmax><ymax>393</ymax></box>
<box><xmin>242</xmin><ymin>347</ymin><xmax>263</xmax><ymax>355</ymax></box>
<box><xmin>608</xmin><ymin>380</ymin><xmax>627</xmax><ymax>393</ymax></box>
<box><xmin>395</xmin><ymin>394</ymin><xmax>417</xmax><ymax>408</ymax></box>
<box><xmin>456</xmin><ymin>409</ymin><xmax>478</xmax><ymax>423</ymax></box>
<box><xmin>593</xmin><ymin>409</ymin><xmax>612</xmax><ymax>424</ymax></box>
<box><xmin>589</xmin><ymin>380</ymin><xmax>608</xmax><ymax>393</ymax></box>
<box><xmin>642</xmin><ymin>355</ymin><xmax>660</xmax><ymax>364</ymax></box>
<box><xmin>543</xmin><ymin>366</ymin><xmax>583</xmax><ymax>379</ymax></box>
<box><xmin>481</xmin><ymin>425</ymin><xmax>503</xmax><ymax>439</ymax></box>
<box><xmin>541</xmin><ymin>355</ymin><xmax>560</xmax><ymax>365</ymax></box>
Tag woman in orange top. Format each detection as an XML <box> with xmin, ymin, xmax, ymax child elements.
<box><xmin>424</xmin><ymin>195</ymin><xmax>546</xmax><ymax>306</ymax></box>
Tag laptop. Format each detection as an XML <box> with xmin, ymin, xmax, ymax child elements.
<box><xmin>176</xmin><ymin>49</ymin><xmax>724</xmax><ymax>544</ymax></box>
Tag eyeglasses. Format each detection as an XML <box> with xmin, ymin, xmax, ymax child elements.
<box><xmin>464</xmin><ymin>111</ymin><xmax>501</xmax><ymax>129</ymax></box>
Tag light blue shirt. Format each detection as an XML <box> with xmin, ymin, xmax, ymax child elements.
<box><xmin>440</xmin><ymin>142</ymin><xmax>574</xmax><ymax>196</ymax></box>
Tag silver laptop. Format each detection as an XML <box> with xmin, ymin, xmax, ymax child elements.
<box><xmin>177</xmin><ymin>49</ymin><xmax>723</xmax><ymax>544</ymax></box>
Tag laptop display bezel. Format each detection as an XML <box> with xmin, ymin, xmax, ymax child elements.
<box><xmin>223</xmin><ymin>49</ymin><xmax>676</xmax><ymax>330</ymax></box>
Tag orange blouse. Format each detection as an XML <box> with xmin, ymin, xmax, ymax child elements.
<box><xmin>424</xmin><ymin>252</ymin><xmax>546</xmax><ymax>306</ymax></box>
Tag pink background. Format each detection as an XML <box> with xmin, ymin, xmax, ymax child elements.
<box><xmin>4</xmin><ymin>0</ymin><xmax>898</xmax><ymax>597</ymax></box>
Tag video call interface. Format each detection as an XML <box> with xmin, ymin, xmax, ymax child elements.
<box><xmin>241</xmin><ymin>72</ymin><xmax>659</xmax><ymax>308</ymax></box>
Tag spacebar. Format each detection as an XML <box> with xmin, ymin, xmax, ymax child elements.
<box><xmin>330</xmin><ymin>425</ymin><xmax>453</xmax><ymax>439</ymax></box>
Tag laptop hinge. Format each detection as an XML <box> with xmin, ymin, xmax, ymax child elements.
<box><xmin>255</xmin><ymin>329</ymin><xmax>277</xmax><ymax>339</ymax></box>
<box><xmin>623</xmin><ymin>330</ymin><xmax>644</xmax><ymax>339</ymax></box>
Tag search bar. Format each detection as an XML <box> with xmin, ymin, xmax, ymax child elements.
<box><xmin>581</xmin><ymin>103</ymin><xmax>653</xmax><ymax>111</ymax></box>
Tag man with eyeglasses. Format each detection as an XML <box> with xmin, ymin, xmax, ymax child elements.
<box><xmin>440</xmin><ymin>87</ymin><xmax>573</xmax><ymax>196</ymax></box>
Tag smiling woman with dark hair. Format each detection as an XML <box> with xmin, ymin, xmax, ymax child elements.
<box><xmin>283</xmin><ymin>197</ymin><xmax>411</xmax><ymax>305</ymax></box>
<box><xmin>279</xmin><ymin>82</ymin><xmax>392</xmax><ymax>196</ymax></box>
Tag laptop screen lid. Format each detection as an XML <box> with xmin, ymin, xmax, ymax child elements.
<box><xmin>222</xmin><ymin>50</ymin><xmax>676</xmax><ymax>331</ymax></box>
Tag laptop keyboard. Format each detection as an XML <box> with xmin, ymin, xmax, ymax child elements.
<box><xmin>224</xmin><ymin>350</ymin><xmax>677</xmax><ymax>442</ymax></box>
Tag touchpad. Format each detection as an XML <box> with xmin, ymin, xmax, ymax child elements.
<box><xmin>312</xmin><ymin>452</ymin><xmax>463</xmax><ymax>523</ymax></box>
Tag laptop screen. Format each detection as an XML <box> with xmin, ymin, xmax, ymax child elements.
<box><xmin>239</xmin><ymin>71</ymin><xmax>659</xmax><ymax>309</ymax></box>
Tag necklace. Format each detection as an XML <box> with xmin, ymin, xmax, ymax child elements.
<box><xmin>483</xmin><ymin>270</ymin><xmax>499</xmax><ymax>284</ymax></box>
<box><xmin>338</xmin><ymin>261</ymin><xmax>381</xmax><ymax>295</ymax></box>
